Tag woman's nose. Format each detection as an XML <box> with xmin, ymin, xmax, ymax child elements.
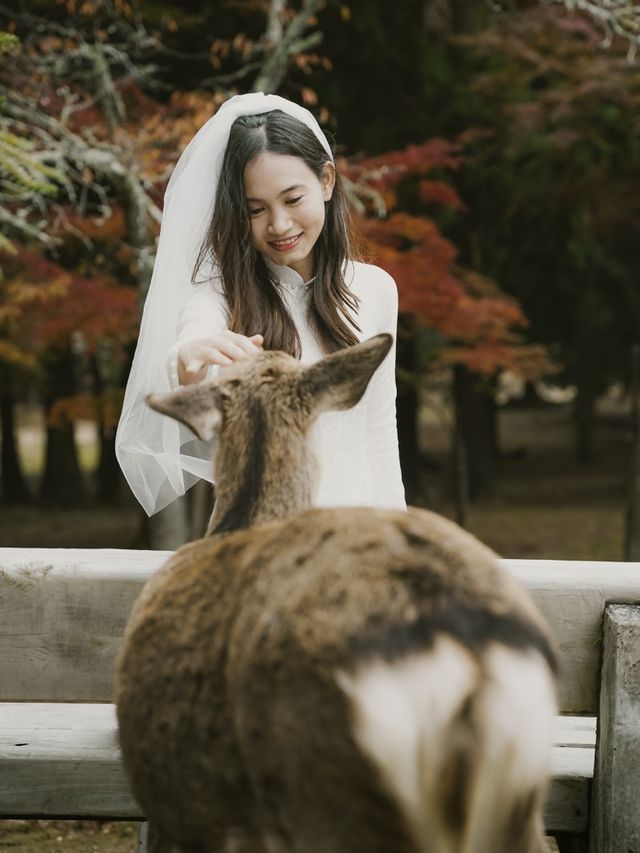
<box><xmin>267</xmin><ymin>207</ymin><xmax>292</xmax><ymax>235</ymax></box>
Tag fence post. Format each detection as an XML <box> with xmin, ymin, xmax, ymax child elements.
<box><xmin>589</xmin><ymin>604</ymin><xmax>640</xmax><ymax>852</ymax></box>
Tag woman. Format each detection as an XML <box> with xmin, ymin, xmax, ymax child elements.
<box><xmin>116</xmin><ymin>92</ymin><xmax>405</xmax><ymax>516</ymax></box>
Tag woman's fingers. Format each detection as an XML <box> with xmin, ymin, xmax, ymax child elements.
<box><xmin>178</xmin><ymin>332</ymin><xmax>265</xmax><ymax>383</ymax></box>
<box><xmin>216</xmin><ymin>340</ymin><xmax>255</xmax><ymax>362</ymax></box>
<box><xmin>227</xmin><ymin>332</ymin><xmax>263</xmax><ymax>355</ymax></box>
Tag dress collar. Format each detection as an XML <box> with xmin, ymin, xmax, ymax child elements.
<box><xmin>263</xmin><ymin>255</ymin><xmax>315</xmax><ymax>288</ymax></box>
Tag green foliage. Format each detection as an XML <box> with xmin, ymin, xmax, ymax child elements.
<box><xmin>0</xmin><ymin>32</ymin><xmax>64</xmax><ymax>270</ymax></box>
<box><xmin>0</xmin><ymin>130</ymin><xmax>63</xmax><ymax>197</ymax></box>
<box><xmin>0</xmin><ymin>32</ymin><xmax>19</xmax><ymax>55</ymax></box>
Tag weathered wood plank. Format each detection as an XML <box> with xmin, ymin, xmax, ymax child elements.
<box><xmin>508</xmin><ymin>559</ymin><xmax>640</xmax><ymax>713</ymax></box>
<box><xmin>551</xmin><ymin>746</ymin><xmax>594</xmax><ymax>780</ymax></box>
<box><xmin>553</xmin><ymin>715</ymin><xmax>596</xmax><ymax>747</ymax></box>
<box><xmin>0</xmin><ymin>548</ymin><xmax>169</xmax><ymax>702</ymax></box>
<box><xmin>2</xmin><ymin>550</ymin><xmax>639</xmax><ymax>709</ymax></box>
<box><xmin>0</xmin><ymin>703</ymin><xmax>141</xmax><ymax>818</ymax></box>
<box><xmin>589</xmin><ymin>604</ymin><xmax>640</xmax><ymax>852</ymax></box>
<box><xmin>545</xmin><ymin>779</ymin><xmax>589</xmax><ymax>835</ymax></box>
<box><xmin>0</xmin><ymin>702</ymin><xmax>594</xmax><ymax>830</ymax></box>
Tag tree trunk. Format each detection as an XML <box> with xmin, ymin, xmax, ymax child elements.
<box><xmin>96</xmin><ymin>425</ymin><xmax>121</xmax><ymax>503</ymax></box>
<box><xmin>625</xmin><ymin>344</ymin><xmax>640</xmax><ymax>561</ymax></box>
<box><xmin>573</xmin><ymin>300</ymin><xmax>597</xmax><ymax>464</ymax></box>
<box><xmin>91</xmin><ymin>356</ymin><xmax>122</xmax><ymax>504</ymax></box>
<box><xmin>144</xmin><ymin>496</ymin><xmax>190</xmax><ymax>550</ymax></box>
<box><xmin>189</xmin><ymin>480</ymin><xmax>215</xmax><ymax>539</ymax></box>
<box><xmin>453</xmin><ymin>364</ymin><xmax>498</xmax><ymax>501</ymax></box>
<box><xmin>41</xmin><ymin>421</ymin><xmax>86</xmax><ymax>505</ymax></box>
<box><xmin>395</xmin><ymin>315</ymin><xmax>422</xmax><ymax>504</ymax></box>
<box><xmin>40</xmin><ymin>348</ymin><xmax>86</xmax><ymax>506</ymax></box>
<box><xmin>574</xmin><ymin>365</ymin><xmax>596</xmax><ymax>464</ymax></box>
<box><xmin>451</xmin><ymin>382</ymin><xmax>469</xmax><ymax>527</ymax></box>
<box><xmin>0</xmin><ymin>393</ymin><xmax>31</xmax><ymax>504</ymax></box>
<box><xmin>626</xmin><ymin>428</ymin><xmax>640</xmax><ymax>561</ymax></box>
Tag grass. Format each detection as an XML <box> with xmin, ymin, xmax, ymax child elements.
<box><xmin>0</xmin><ymin>820</ymin><xmax>138</xmax><ymax>852</ymax></box>
<box><xmin>0</xmin><ymin>821</ymin><xmax>561</xmax><ymax>851</ymax></box>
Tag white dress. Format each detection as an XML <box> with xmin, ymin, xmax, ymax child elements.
<box><xmin>168</xmin><ymin>256</ymin><xmax>406</xmax><ymax>511</ymax></box>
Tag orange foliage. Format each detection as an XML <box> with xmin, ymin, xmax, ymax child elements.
<box><xmin>418</xmin><ymin>180</ymin><xmax>466</xmax><ymax>211</ymax></box>
<box><xmin>344</xmin><ymin>142</ymin><xmax>554</xmax><ymax>378</ymax></box>
<box><xmin>1</xmin><ymin>250</ymin><xmax>139</xmax><ymax>366</ymax></box>
<box><xmin>48</xmin><ymin>388</ymin><xmax>124</xmax><ymax>429</ymax></box>
<box><xmin>51</xmin><ymin>206</ymin><xmax>128</xmax><ymax>241</ymax></box>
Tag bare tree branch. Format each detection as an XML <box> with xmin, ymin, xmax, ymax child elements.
<box><xmin>254</xmin><ymin>0</ymin><xmax>324</xmax><ymax>93</ymax></box>
<box><xmin>264</xmin><ymin>0</ymin><xmax>287</xmax><ymax>45</ymax></box>
<box><xmin>551</xmin><ymin>0</ymin><xmax>640</xmax><ymax>58</ymax></box>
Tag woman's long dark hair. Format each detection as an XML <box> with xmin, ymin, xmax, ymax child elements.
<box><xmin>192</xmin><ymin>109</ymin><xmax>362</xmax><ymax>357</ymax></box>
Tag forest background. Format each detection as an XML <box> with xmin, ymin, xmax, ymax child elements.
<box><xmin>1</xmin><ymin>0</ymin><xmax>639</xmax><ymax>562</ymax></box>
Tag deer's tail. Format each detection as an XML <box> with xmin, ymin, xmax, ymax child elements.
<box><xmin>337</xmin><ymin>632</ymin><xmax>556</xmax><ymax>853</ymax></box>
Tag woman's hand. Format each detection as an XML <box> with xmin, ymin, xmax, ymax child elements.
<box><xmin>177</xmin><ymin>331</ymin><xmax>264</xmax><ymax>385</ymax></box>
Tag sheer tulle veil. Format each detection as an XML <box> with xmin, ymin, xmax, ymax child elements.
<box><xmin>115</xmin><ymin>92</ymin><xmax>334</xmax><ymax>516</ymax></box>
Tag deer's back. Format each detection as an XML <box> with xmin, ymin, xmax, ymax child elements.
<box><xmin>119</xmin><ymin>505</ymin><xmax>552</xmax><ymax>696</ymax></box>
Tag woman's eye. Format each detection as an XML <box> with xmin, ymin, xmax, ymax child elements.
<box><xmin>287</xmin><ymin>196</ymin><xmax>302</xmax><ymax>205</ymax></box>
<box><xmin>248</xmin><ymin>207</ymin><xmax>263</xmax><ymax>216</ymax></box>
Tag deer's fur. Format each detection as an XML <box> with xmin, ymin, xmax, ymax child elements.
<box><xmin>115</xmin><ymin>334</ymin><xmax>558</xmax><ymax>853</ymax></box>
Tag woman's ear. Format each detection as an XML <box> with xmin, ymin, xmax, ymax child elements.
<box><xmin>321</xmin><ymin>162</ymin><xmax>336</xmax><ymax>202</ymax></box>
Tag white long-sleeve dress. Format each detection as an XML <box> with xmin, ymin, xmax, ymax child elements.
<box><xmin>168</xmin><ymin>256</ymin><xmax>406</xmax><ymax>511</ymax></box>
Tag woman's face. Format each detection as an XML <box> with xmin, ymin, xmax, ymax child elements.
<box><xmin>244</xmin><ymin>151</ymin><xmax>335</xmax><ymax>282</ymax></box>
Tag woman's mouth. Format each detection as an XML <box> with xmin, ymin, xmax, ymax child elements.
<box><xmin>269</xmin><ymin>233</ymin><xmax>302</xmax><ymax>252</ymax></box>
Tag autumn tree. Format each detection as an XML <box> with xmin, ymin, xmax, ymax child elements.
<box><xmin>0</xmin><ymin>0</ymin><xmax>341</xmax><ymax>538</ymax></box>
<box><xmin>0</xmin><ymin>5</ymin><xmax>176</xmax><ymax>512</ymax></box>
<box><xmin>0</xmin><ymin>30</ymin><xmax>66</xmax><ymax>504</ymax></box>
<box><xmin>342</xmin><ymin>138</ymin><xmax>553</xmax><ymax>501</ymax></box>
<box><xmin>449</xmin><ymin>4</ymin><xmax>640</xmax><ymax>461</ymax></box>
<box><xmin>0</xmin><ymin>249</ymin><xmax>138</xmax><ymax>504</ymax></box>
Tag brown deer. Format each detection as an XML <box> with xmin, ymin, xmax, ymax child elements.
<box><xmin>115</xmin><ymin>333</ymin><xmax>557</xmax><ymax>853</ymax></box>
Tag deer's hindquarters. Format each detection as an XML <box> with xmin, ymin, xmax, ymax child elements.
<box><xmin>338</xmin><ymin>629</ymin><xmax>556</xmax><ymax>853</ymax></box>
<box><xmin>115</xmin><ymin>508</ymin><xmax>557</xmax><ymax>853</ymax></box>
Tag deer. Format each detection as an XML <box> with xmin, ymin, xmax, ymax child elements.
<box><xmin>115</xmin><ymin>333</ymin><xmax>558</xmax><ymax>853</ymax></box>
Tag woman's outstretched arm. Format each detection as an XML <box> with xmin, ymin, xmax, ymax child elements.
<box><xmin>167</xmin><ymin>283</ymin><xmax>262</xmax><ymax>387</ymax></box>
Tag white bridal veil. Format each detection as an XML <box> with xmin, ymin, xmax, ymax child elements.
<box><xmin>115</xmin><ymin>92</ymin><xmax>334</xmax><ymax>516</ymax></box>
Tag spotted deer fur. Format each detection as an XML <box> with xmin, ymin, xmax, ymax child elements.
<box><xmin>115</xmin><ymin>334</ymin><xmax>558</xmax><ymax>853</ymax></box>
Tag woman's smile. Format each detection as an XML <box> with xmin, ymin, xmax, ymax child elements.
<box><xmin>269</xmin><ymin>233</ymin><xmax>303</xmax><ymax>252</ymax></box>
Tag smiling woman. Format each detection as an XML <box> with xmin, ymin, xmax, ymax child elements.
<box><xmin>115</xmin><ymin>92</ymin><xmax>406</xmax><ymax>517</ymax></box>
<box><xmin>244</xmin><ymin>152</ymin><xmax>335</xmax><ymax>282</ymax></box>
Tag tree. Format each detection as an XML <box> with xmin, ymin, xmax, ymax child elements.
<box><xmin>0</xmin><ymin>0</ymin><xmax>341</xmax><ymax>537</ymax></box>
<box><xmin>551</xmin><ymin>0</ymin><xmax>640</xmax><ymax>58</ymax></box>
<box><xmin>449</xmin><ymin>4</ymin><xmax>640</xmax><ymax>460</ymax></box>
<box><xmin>342</xmin><ymin>138</ymin><xmax>553</xmax><ymax>500</ymax></box>
<box><xmin>626</xmin><ymin>344</ymin><xmax>640</xmax><ymax>560</ymax></box>
<box><xmin>0</xmin><ymin>248</ymin><xmax>138</xmax><ymax>504</ymax></box>
<box><xmin>0</xmin><ymin>5</ymin><xmax>171</xmax><ymax>512</ymax></box>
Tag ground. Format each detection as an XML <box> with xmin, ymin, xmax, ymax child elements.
<box><xmin>1</xmin><ymin>394</ymin><xmax>631</xmax><ymax>558</ymax></box>
<box><xmin>0</xmin><ymin>821</ymin><xmax>137</xmax><ymax>852</ymax></box>
<box><xmin>0</xmin><ymin>395</ymin><xmax>633</xmax><ymax>850</ymax></box>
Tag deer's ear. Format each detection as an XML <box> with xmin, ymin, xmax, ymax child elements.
<box><xmin>298</xmin><ymin>334</ymin><xmax>393</xmax><ymax>416</ymax></box>
<box><xmin>146</xmin><ymin>381</ymin><xmax>222</xmax><ymax>441</ymax></box>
